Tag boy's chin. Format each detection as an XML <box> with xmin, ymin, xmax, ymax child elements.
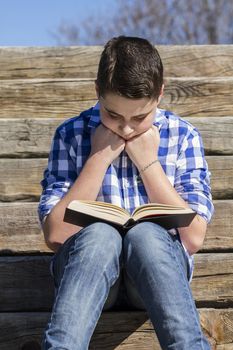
<box><xmin>122</xmin><ymin>135</ymin><xmax>135</xmax><ymax>140</ymax></box>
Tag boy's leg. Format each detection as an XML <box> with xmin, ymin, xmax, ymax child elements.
<box><xmin>42</xmin><ymin>222</ymin><xmax>123</xmax><ymax>350</ymax></box>
<box><xmin>123</xmin><ymin>222</ymin><xmax>211</xmax><ymax>350</ymax></box>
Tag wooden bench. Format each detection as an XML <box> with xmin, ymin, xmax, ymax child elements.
<box><xmin>0</xmin><ymin>45</ymin><xmax>233</xmax><ymax>349</ymax></box>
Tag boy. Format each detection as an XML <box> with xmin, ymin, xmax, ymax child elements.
<box><xmin>38</xmin><ymin>36</ymin><xmax>214</xmax><ymax>349</ymax></box>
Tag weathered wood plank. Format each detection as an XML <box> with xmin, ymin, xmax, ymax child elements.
<box><xmin>192</xmin><ymin>273</ymin><xmax>233</xmax><ymax>307</ymax></box>
<box><xmin>0</xmin><ymin>118</ymin><xmax>63</xmax><ymax>158</ymax></box>
<box><xmin>0</xmin><ymin>200</ymin><xmax>232</xmax><ymax>254</ymax></box>
<box><xmin>0</xmin><ymin>202</ymin><xmax>49</xmax><ymax>253</ymax></box>
<box><xmin>0</xmin><ymin>256</ymin><xmax>54</xmax><ymax>311</ymax></box>
<box><xmin>0</xmin><ymin>156</ymin><xmax>232</xmax><ymax>201</ymax></box>
<box><xmin>185</xmin><ymin>117</ymin><xmax>233</xmax><ymax>155</ymax></box>
<box><xmin>207</xmin><ymin>156</ymin><xmax>233</xmax><ymax>199</ymax></box>
<box><xmin>0</xmin><ymin>254</ymin><xmax>233</xmax><ymax>311</ymax></box>
<box><xmin>217</xmin><ymin>345</ymin><xmax>233</xmax><ymax>350</ymax></box>
<box><xmin>0</xmin><ymin>45</ymin><xmax>232</xmax><ymax>79</ymax></box>
<box><xmin>164</xmin><ymin>77</ymin><xmax>233</xmax><ymax>117</ymax></box>
<box><xmin>199</xmin><ymin>309</ymin><xmax>233</xmax><ymax>346</ymax></box>
<box><xmin>0</xmin><ymin>309</ymin><xmax>232</xmax><ymax>349</ymax></box>
<box><xmin>0</xmin><ymin>46</ymin><xmax>102</xmax><ymax>79</ymax></box>
<box><xmin>194</xmin><ymin>253</ymin><xmax>233</xmax><ymax>277</ymax></box>
<box><xmin>0</xmin><ymin>158</ymin><xmax>46</xmax><ymax>201</ymax></box>
<box><xmin>0</xmin><ymin>78</ymin><xmax>96</xmax><ymax>119</ymax></box>
<box><xmin>0</xmin><ymin>117</ymin><xmax>232</xmax><ymax>158</ymax></box>
<box><xmin>204</xmin><ymin>200</ymin><xmax>233</xmax><ymax>251</ymax></box>
<box><xmin>0</xmin><ymin>77</ymin><xmax>232</xmax><ymax>118</ymax></box>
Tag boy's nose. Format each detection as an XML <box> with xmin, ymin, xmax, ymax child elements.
<box><xmin>120</xmin><ymin>124</ymin><xmax>134</xmax><ymax>137</ymax></box>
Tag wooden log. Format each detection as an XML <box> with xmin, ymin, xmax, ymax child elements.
<box><xmin>204</xmin><ymin>200</ymin><xmax>233</xmax><ymax>251</ymax></box>
<box><xmin>0</xmin><ymin>202</ymin><xmax>49</xmax><ymax>253</ymax></box>
<box><xmin>0</xmin><ymin>158</ymin><xmax>46</xmax><ymax>201</ymax></box>
<box><xmin>185</xmin><ymin>117</ymin><xmax>233</xmax><ymax>155</ymax></box>
<box><xmin>0</xmin><ymin>118</ymin><xmax>63</xmax><ymax>158</ymax></box>
<box><xmin>0</xmin><ymin>309</ymin><xmax>233</xmax><ymax>349</ymax></box>
<box><xmin>193</xmin><ymin>253</ymin><xmax>233</xmax><ymax>277</ymax></box>
<box><xmin>0</xmin><ymin>256</ymin><xmax>54</xmax><ymax>311</ymax></box>
<box><xmin>0</xmin><ymin>46</ymin><xmax>232</xmax><ymax>79</ymax></box>
<box><xmin>0</xmin><ymin>117</ymin><xmax>232</xmax><ymax>158</ymax></box>
<box><xmin>207</xmin><ymin>156</ymin><xmax>233</xmax><ymax>199</ymax></box>
<box><xmin>163</xmin><ymin>77</ymin><xmax>233</xmax><ymax>118</ymax></box>
<box><xmin>0</xmin><ymin>200</ymin><xmax>232</xmax><ymax>254</ymax></box>
<box><xmin>0</xmin><ymin>156</ymin><xmax>232</xmax><ymax>201</ymax></box>
<box><xmin>0</xmin><ymin>253</ymin><xmax>233</xmax><ymax>311</ymax></box>
<box><xmin>199</xmin><ymin>309</ymin><xmax>233</xmax><ymax>345</ymax></box>
<box><xmin>217</xmin><ymin>345</ymin><xmax>233</xmax><ymax>350</ymax></box>
<box><xmin>0</xmin><ymin>77</ymin><xmax>232</xmax><ymax>118</ymax></box>
<box><xmin>0</xmin><ymin>78</ymin><xmax>96</xmax><ymax>118</ymax></box>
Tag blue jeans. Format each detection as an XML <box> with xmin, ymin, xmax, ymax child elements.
<box><xmin>42</xmin><ymin>222</ymin><xmax>210</xmax><ymax>350</ymax></box>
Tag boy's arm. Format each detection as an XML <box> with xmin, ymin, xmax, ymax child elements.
<box><xmin>41</xmin><ymin>124</ymin><xmax>125</xmax><ymax>252</ymax></box>
<box><xmin>125</xmin><ymin>126</ymin><xmax>213</xmax><ymax>255</ymax></box>
<box><xmin>43</xmin><ymin>154</ymin><xmax>109</xmax><ymax>252</ymax></box>
<box><xmin>139</xmin><ymin>162</ymin><xmax>207</xmax><ymax>255</ymax></box>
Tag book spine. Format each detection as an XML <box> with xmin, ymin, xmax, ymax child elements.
<box><xmin>123</xmin><ymin>218</ymin><xmax>136</xmax><ymax>229</ymax></box>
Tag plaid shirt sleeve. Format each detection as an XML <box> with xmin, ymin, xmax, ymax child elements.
<box><xmin>174</xmin><ymin>127</ymin><xmax>214</xmax><ymax>223</ymax></box>
<box><xmin>38</xmin><ymin>126</ymin><xmax>77</xmax><ymax>225</ymax></box>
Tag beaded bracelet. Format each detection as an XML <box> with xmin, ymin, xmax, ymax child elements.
<box><xmin>136</xmin><ymin>159</ymin><xmax>159</xmax><ymax>183</ymax></box>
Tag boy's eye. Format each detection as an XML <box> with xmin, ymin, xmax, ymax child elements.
<box><xmin>132</xmin><ymin>116</ymin><xmax>147</xmax><ymax>122</ymax></box>
<box><xmin>108</xmin><ymin>114</ymin><xmax>120</xmax><ymax>119</ymax></box>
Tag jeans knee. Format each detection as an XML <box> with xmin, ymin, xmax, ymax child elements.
<box><xmin>124</xmin><ymin>222</ymin><xmax>165</xmax><ymax>247</ymax></box>
<box><xmin>123</xmin><ymin>222</ymin><xmax>171</xmax><ymax>262</ymax></box>
<box><xmin>71</xmin><ymin>222</ymin><xmax>123</xmax><ymax>264</ymax></box>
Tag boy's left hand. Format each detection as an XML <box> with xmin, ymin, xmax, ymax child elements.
<box><xmin>125</xmin><ymin>125</ymin><xmax>160</xmax><ymax>170</ymax></box>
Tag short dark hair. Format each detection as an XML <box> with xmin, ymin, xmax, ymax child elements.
<box><xmin>96</xmin><ymin>36</ymin><xmax>163</xmax><ymax>100</ymax></box>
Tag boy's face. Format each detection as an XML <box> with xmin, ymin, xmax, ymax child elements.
<box><xmin>98</xmin><ymin>92</ymin><xmax>160</xmax><ymax>140</ymax></box>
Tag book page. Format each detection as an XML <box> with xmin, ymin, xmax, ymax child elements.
<box><xmin>67</xmin><ymin>200</ymin><xmax>130</xmax><ymax>225</ymax></box>
<box><xmin>132</xmin><ymin>203</ymin><xmax>194</xmax><ymax>221</ymax></box>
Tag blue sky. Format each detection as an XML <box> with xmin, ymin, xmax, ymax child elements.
<box><xmin>0</xmin><ymin>0</ymin><xmax>115</xmax><ymax>46</ymax></box>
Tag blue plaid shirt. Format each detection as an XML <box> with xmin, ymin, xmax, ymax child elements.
<box><xmin>38</xmin><ymin>102</ymin><xmax>214</xmax><ymax>279</ymax></box>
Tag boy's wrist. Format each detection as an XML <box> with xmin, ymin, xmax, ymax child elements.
<box><xmin>87</xmin><ymin>153</ymin><xmax>110</xmax><ymax>169</ymax></box>
<box><xmin>139</xmin><ymin>159</ymin><xmax>160</xmax><ymax>175</ymax></box>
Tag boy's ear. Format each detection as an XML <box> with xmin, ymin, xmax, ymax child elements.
<box><xmin>95</xmin><ymin>81</ymin><xmax>100</xmax><ymax>99</ymax></box>
<box><xmin>158</xmin><ymin>84</ymin><xmax>164</xmax><ymax>104</ymax></box>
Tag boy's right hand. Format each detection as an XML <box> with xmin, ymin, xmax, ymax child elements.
<box><xmin>89</xmin><ymin>124</ymin><xmax>125</xmax><ymax>165</ymax></box>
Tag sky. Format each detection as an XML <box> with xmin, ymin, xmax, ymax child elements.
<box><xmin>0</xmin><ymin>0</ymin><xmax>116</xmax><ymax>46</ymax></box>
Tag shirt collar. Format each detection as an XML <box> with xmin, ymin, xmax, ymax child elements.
<box><xmin>86</xmin><ymin>101</ymin><xmax>168</xmax><ymax>133</ymax></box>
<box><xmin>86</xmin><ymin>102</ymin><xmax>101</xmax><ymax>134</ymax></box>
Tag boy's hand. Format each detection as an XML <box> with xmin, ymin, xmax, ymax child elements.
<box><xmin>90</xmin><ymin>124</ymin><xmax>125</xmax><ymax>165</ymax></box>
<box><xmin>125</xmin><ymin>125</ymin><xmax>160</xmax><ymax>169</ymax></box>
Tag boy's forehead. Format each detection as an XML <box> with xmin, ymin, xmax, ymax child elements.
<box><xmin>100</xmin><ymin>93</ymin><xmax>157</xmax><ymax>116</ymax></box>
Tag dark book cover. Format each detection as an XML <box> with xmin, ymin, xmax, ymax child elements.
<box><xmin>64</xmin><ymin>207</ymin><xmax>196</xmax><ymax>233</ymax></box>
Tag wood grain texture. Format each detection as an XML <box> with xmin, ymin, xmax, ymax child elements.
<box><xmin>199</xmin><ymin>309</ymin><xmax>233</xmax><ymax>345</ymax></box>
<box><xmin>207</xmin><ymin>156</ymin><xmax>233</xmax><ymax>199</ymax></box>
<box><xmin>0</xmin><ymin>158</ymin><xmax>45</xmax><ymax>201</ymax></box>
<box><xmin>0</xmin><ymin>309</ymin><xmax>233</xmax><ymax>349</ymax></box>
<box><xmin>0</xmin><ymin>44</ymin><xmax>232</xmax><ymax>350</ymax></box>
<box><xmin>0</xmin><ymin>202</ymin><xmax>48</xmax><ymax>253</ymax></box>
<box><xmin>192</xmin><ymin>255</ymin><xmax>233</xmax><ymax>307</ymax></box>
<box><xmin>0</xmin><ymin>45</ymin><xmax>232</xmax><ymax>79</ymax></box>
<box><xmin>0</xmin><ymin>200</ymin><xmax>232</xmax><ymax>254</ymax></box>
<box><xmin>163</xmin><ymin>77</ymin><xmax>233</xmax><ymax>117</ymax></box>
<box><xmin>0</xmin><ymin>77</ymin><xmax>232</xmax><ymax>118</ymax></box>
<box><xmin>0</xmin><ymin>253</ymin><xmax>233</xmax><ymax>311</ymax></box>
<box><xmin>204</xmin><ymin>200</ymin><xmax>233</xmax><ymax>251</ymax></box>
<box><xmin>0</xmin><ymin>117</ymin><xmax>232</xmax><ymax>158</ymax></box>
<box><xmin>0</xmin><ymin>78</ymin><xmax>96</xmax><ymax>118</ymax></box>
<box><xmin>0</xmin><ymin>156</ymin><xmax>232</xmax><ymax>201</ymax></box>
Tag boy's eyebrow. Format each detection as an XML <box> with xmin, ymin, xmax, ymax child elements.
<box><xmin>104</xmin><ymin>106</ymin><xmax>153</xmax><ymax>118</ymax></box>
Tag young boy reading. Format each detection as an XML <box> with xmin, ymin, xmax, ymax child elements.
<box><xmin>38</xmin><ymin>36</ymin><xmax>214</xmax><ymax>349</ymax></box>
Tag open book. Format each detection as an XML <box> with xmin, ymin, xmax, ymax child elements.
<box><xmin>64</xmin><ymin>200</ymin><xmax>196</xmax><ymax>231</ymax></box>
